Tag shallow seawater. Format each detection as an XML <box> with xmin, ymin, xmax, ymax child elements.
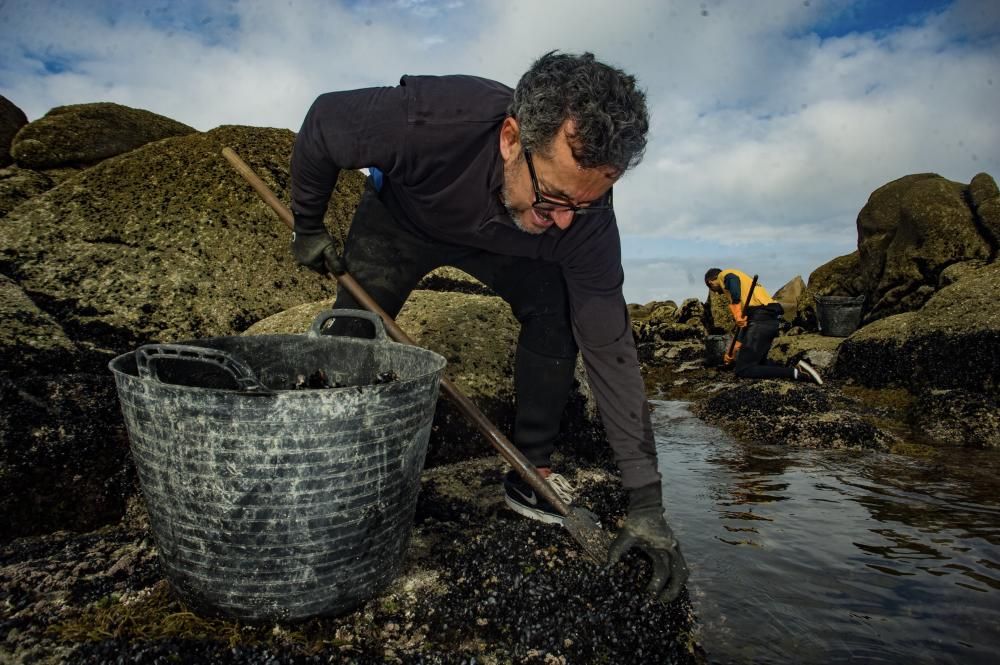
<box><xmin>651</xmin><ymin>400</ymin><xmax>1000</xmax><ymax>665</ymax></box>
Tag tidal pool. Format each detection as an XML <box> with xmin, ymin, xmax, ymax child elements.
<box><xmin>652</xmin><ymin>400</ymin><xmax>1000</xmax><ymax>665</ymax></box>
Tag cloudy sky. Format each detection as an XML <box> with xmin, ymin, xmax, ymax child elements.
<box><xmin>1</xmin><ymin>0</ymin><xmax>998</xmax><ymax>304</ymax></box>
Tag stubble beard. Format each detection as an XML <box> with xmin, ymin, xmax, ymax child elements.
<box><xmin>501</xmin><ymin>155</ymin><xmax>545</xmax><ymax>236</ymax></box>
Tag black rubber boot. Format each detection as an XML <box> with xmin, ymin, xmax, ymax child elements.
<box><xmin>513</xmin><ymin>344</ymin><xmax>577</xmax><ymax>467</ymax></box>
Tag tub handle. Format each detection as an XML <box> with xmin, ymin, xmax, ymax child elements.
<box><xmin>308</xmin><ymin>309</ymin><xmax>389</xmax><ymax>342</ymax></box>
<box><xmin>135</xmin><ymin>344</ymin><xmax>271</xmax><ymax>393</ymax></box>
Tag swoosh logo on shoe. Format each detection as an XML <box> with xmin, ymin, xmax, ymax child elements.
<box><xmin>512</xmin><ymin>486</ymin><xmax>539</xmax><ymax>506</ymax></box>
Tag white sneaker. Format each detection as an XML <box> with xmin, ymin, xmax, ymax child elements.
<box><xmin>795</xmin><ymin>360</ymin><xmax>824</xmax><ymax>385</ymax></box>
<box><xmin>502</xmin><ymin>470</ymin><xmax>576</xmax><ymax>525</ymax></box>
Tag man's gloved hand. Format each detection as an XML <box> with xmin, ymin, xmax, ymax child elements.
<box><xmin>608</xmin><ymin>483</ymin><xmax>689</xmax><ymax>603</ymax></box>
<box><xmin>728</xmin><ymin>303</ymin><xmax>747</xmax><ymax>328</ymax></box>
<box><xmin>723</xmin><ymin>340</ymin><xmax>742</xmax><ymax>365</ymax></box>
<box><xmin>292</xmin><ymin>228</ymin><xmax>344</xmax><ymax>275</ymax></box>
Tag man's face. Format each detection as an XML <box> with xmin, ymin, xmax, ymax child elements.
<box><xmin>706</xmin><ymin>278</ymin><xmax>723</xmax><ymax>294</ymax></box>
<box><xmin>500</xmin><ymin>118</ymin><xmax>617</xmax><ymax>235</ymax></box>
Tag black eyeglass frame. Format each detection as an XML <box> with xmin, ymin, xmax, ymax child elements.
<box><xmin>523</xmin><ymin>149</ymin><xmax>613</xmax><ymax>216</ymax></box>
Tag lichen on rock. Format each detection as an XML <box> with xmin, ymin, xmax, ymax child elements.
<box><xmin>10</xmin><ymin>102</ymin><xmax>197</xmax><ymax>169</ymax></box>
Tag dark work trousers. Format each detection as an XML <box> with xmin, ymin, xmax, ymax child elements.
<box><xmin>732</xmin><ymin>305</ymin><xmax>795</xmax><ymax>380</ymax></box>
<box><xmin>330</xmin><ymin>184</ymin><xmax>578</xmax><ymax>468</ymax></box>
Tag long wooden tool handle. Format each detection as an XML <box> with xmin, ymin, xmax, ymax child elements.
<box><xmin>727</xmin><ymin>273</ymin><xmax>758</xmax><ymax>356</ymax></box>
<box><xmin>221</xmin><ymin>147</ymin><xmax>569</xmax><ymax>516</ymax></box>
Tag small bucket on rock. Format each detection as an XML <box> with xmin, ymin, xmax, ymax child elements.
<box><xmin>705</xmin><ymin>334</ymin><xmax>732</xmax><ymax>367</ymax></box>
<box><xmin>108</xmin><ymin>309</ymin><xmax>447</xmax><ymax>622</ymax></box>
<box><xmin>815</xmin><ymin>295</ymin><xmax>866</xmax><ymax>337</ymax></box>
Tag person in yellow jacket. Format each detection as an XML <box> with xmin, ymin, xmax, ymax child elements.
<box><xmin>705</xmin><ymin>268</ymin><xmax>823</xmax><ymax>384</ymax></box>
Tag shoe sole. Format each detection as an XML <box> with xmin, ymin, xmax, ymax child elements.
<box><xmin>503</xmin><ymin>494</ymin><xmax>564</xmax><ymax>525</ymax></box>
<box><xmin>797</xmin><ymin>362</ymin><xmax>824</xmax><ymax>385</ymax></box>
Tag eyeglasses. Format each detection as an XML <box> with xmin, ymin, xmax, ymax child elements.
<box><xmin>523</xmin><ymin>149</ymin><xmax>613</xmax><ymax>216</ymax></box>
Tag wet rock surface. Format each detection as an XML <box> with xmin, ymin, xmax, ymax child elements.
<box><xmin>835</xmin><ymin>260</ymin><xmax>1000</xmax><ymax>394</ymax></box>
<box><xmin>911</xmin><ymin>389</ymin><xmax>1000</xmax><ymax>449</ymax></box>
<box><xmin>0</xmin><ymin>369</ymin><xmax>133</xmax><ymax>539</ymax></box>
<box><xmin>1</xmin><ymin>463</ymin><xmax>703</xmax><ymax>665</ymax></box>
<box><xmin>691</xmin><ymin>381</ymin><xmax>897</xmax><ymax>451</ymax></box>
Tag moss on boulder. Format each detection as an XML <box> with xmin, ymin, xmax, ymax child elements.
<box><xmin>11</xmin><ymin>102</ymin><xmax>197</xmax><ymax>169</ymax></box>
<box><xmin>910</xmin><ymin>389</ymin><xmax>1000</xmax><ymax>448</ymax></box>
<box><xmin>857</xmin><ymin>174</ymin><xmax>992</xmax><ymax>322</ymax></box>
<box><xmin>835</xmin><ymin>260</ymin><xmax>1000</xmax><ymax>393</ymax></box>
<box><xmin>415</xmin><ymin>266</ymin><xmax>495</xmax><ymax>295</ymax></box>
<box><xmin>0</xmin><ymin>124</ymin><xmax>365</xmax><ymax>353</ymax></box>
<box><xmin>692</xmin><ymin>381</ymin><xmax>896</xmax><ymax>450</ymax></box>
<box><xmin>969</xmin><ymin>172</ymin><xmax>1000</xmax><ymax>249</ymax></box>
<box><xmin>769</xmin><ymin>332</ymin><xmax>844</xmax><ymax>370</ymax></box>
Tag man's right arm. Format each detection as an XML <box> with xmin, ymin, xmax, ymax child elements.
<box><xmin>290</xmin><ymin>86</ymin><xmax>410</xmax><ymax>233</ymax></box>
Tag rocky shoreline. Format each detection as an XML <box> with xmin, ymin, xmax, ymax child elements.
<box><xmin>2</xmin><ymin>97</ymin><xmax>998</xmax><ymax>663</ymax></box>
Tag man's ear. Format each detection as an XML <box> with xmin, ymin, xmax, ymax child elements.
<box><xmin>499</xmin><ymin>117</ymin><xmax>520</xmax><ymax>160</ymax></box>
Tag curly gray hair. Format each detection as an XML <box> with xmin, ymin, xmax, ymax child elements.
<box><xmin>509</xmin><ymin>51</ymin><xmax>649</xmax><ymax>174</ymax></box>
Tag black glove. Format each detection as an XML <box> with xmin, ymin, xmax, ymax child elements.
<box><xmin>607</xmin><ymin>483</ymin><xmax>689</xmax><ymax>603</ymax></box>
<box><xmin>291</xmin><ymin>228</ymin><xmax>344</xmax><ymax>275</ymax></box>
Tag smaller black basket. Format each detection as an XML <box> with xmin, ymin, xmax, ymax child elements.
<box><xmin>815</xmin><ymin>295</ymin><xmax>865</xmax><ymax>337</ymax></box>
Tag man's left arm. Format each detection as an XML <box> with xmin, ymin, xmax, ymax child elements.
<box><xmin>563</xmin><ymin>218</ymin><xmax>688</xmax><ymax>603</ymax></box>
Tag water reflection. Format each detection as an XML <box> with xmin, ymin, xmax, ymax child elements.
<box><xmin>651</xmin><ymin>400</ymin><xmax>1000</xmax><ymax>665</ymax></box>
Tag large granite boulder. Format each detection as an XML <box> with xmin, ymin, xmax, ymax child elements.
<box><xmin>0</xmin><ymin>124</ymin><xmax>365</xmax><ymax>351</ymax></box>
<box><xmin>10</xmin><ymin>103</ymin><xmax>197</xmax><ymax>169</ymax></box>
<box><xmin>244</xmin><ymin>291</ymin><xmax>606</xmax><ymax>466</ymax></box>
<box><xmin>1</xmin><ymin>95</ymin><xmax>28</xmax><ymax>167</ymax></box>
<box><xmin>835</xmin><ymin>260</ymin><xmax>1000</xmax><ymax>393</ymax></box>
<box><xmin>969</xmin><ymin>172</ymin><xmax>1000</xmax><ymax>247</ymax></box>
<box><xmin>772</xmin><ymin>275</ymin><xmax>804</xmax><ymax>321</ymax></box>
<box><xmin>857</xmin><ymin>174</ymin><xmax>992</xmax><ymax>322</ymax></box>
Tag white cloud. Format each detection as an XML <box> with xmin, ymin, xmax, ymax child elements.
<box><xmin>0</xmin><ymin>0</ymin><xmax>997</xmax><ymax>304</ymax></box>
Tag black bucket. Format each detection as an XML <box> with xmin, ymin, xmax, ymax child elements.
<box><xmin>815</xmin><ymin>295</ymin><xmax>866</xmax><ymax>337</ymax></box>
<box><xmin>705</xmin><ymin>334</ymin><xmax>732</xmax><ymax>367</ymax></box>
<box><xmin>108</xmin><ymin>310</ymin><xmax>447</xmax><ymax>622</ymax></box>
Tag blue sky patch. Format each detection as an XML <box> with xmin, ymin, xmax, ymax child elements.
<box><xmin>21</xmin><ymin>48</ymin><xmax>78</xmax><ymax>77</ymax></box>
<box><xmin>808</xmin><ymin>0</ymin><xmax>953</xmax><ymax>38</ymax></box>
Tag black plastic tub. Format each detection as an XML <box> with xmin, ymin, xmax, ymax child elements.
<box><xmin>815</xmin><ymin>295</ymin><xmax>866</xmax><ymax>337</ymax></box>
<box><xmin>108</xmin><ymin>310</ymin><xmax>447</xmax><ymax>622</ymax></box>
